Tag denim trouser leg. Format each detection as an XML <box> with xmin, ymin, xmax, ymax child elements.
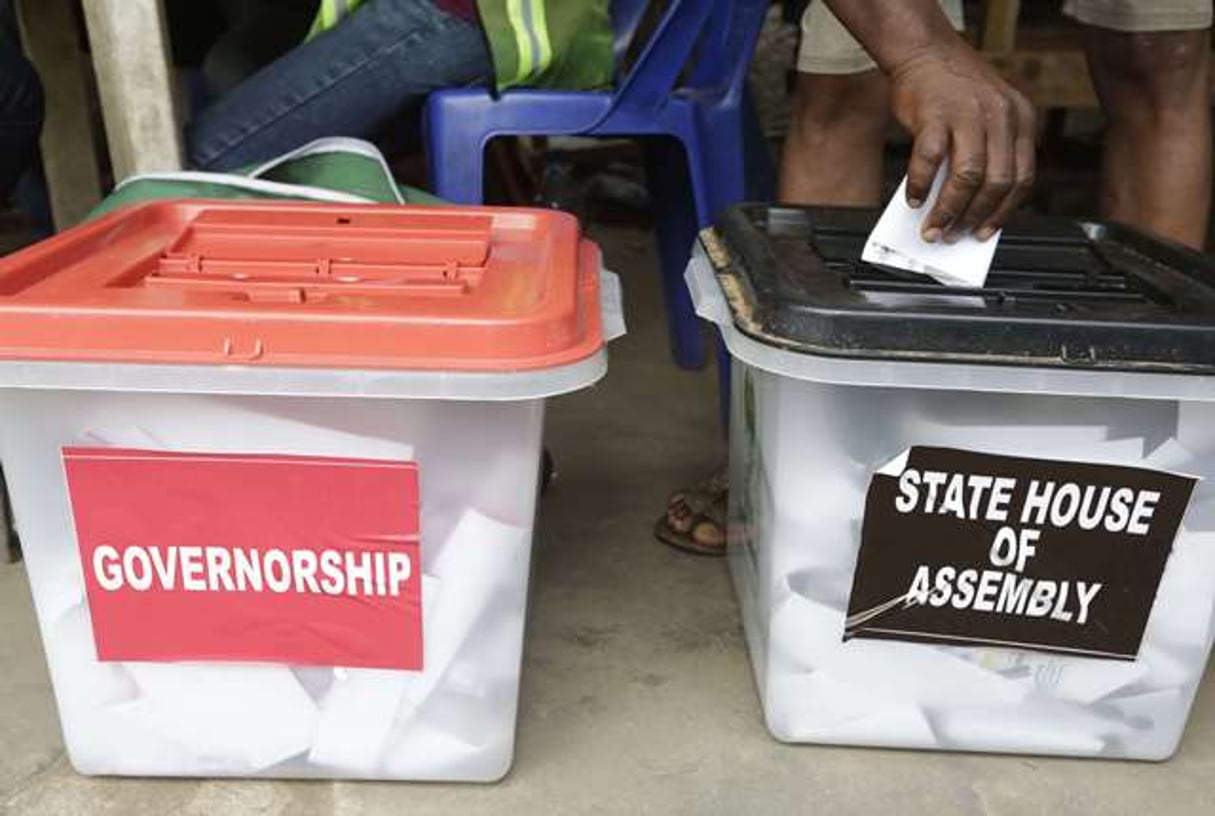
<box><xmin>0</xmin><ymin>31</ymin><xmax>43</xmax><ymax>201</ymax></box>
<box><xmin>187</xmin><ymin>0</ymin><xmax>491</xmax><ymax>171</ymax></box>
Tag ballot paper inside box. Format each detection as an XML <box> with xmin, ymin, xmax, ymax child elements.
<box><xmin>698</xmin><ymin>205</ymin><xmax>1215</xmax><ymax>760</ymax></box>
<box><xmin>0</xmin><ymin>391</ymin><xmax>550</xmax><ymax>781</ymax></box>
<box><xmin>0</xmin><ymin>199</ymin><xmax>618</xmax><ymax>782</ymax></box>
<box><xmin>727</xmin><ymin>363</ymin><xmax>1215</xmax><ymax>760</ymax></box>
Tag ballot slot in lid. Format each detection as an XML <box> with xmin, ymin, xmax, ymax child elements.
<box><xmin>151</xmin><ymin>207</ymin><xmax>493</xmax><ymax>297</ymax></box>
<box><xmin>714</xmin><ymin>205</ymin><xmax>1215</xmax><ymax>372</ymax></box>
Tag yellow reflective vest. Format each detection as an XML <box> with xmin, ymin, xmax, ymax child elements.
<box><xmin>307</xmin><ymin>0</ymin><xmax>614</xmax><ymax>91</ymax></box>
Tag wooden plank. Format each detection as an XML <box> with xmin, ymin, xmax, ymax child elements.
<box><xmin>16</xmin><ymin>0</ymin><xmax>104</xmax><ymax>229</ymax></box>
<box><xmin>80</xmin><ymin>0</ymin><xmax>184</xmax><ymax>179</ymax></box>
<box><xmin>985</xmin><ymin>50</ymin><xmax>1099</xmax><ymax>109</ymax></box>
<box><xmin>982</xmin><ymin>0</ymin><xmax>1022</xmax><ymax>54</ymax></box>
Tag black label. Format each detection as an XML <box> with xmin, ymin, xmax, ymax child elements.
<box><xmin>845</xmin><ymin>447</ymin><xmax>1198</xmax><ymax>660</ymax></box>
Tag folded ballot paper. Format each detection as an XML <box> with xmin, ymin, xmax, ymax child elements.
<box><xmin>862</xmin><ymin>166</ymin><xmax>1000</xmax><ymax>288</ymax></box>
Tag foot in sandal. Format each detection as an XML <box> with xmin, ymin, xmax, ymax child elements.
<box><xmin>654</xmin><ymin>467</ymin><xmax>728</xmax><ymax>556</ymax></box>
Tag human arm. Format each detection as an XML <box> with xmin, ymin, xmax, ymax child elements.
<box><xmin>822</xmin><ymin>0</ymin><xmax>1036</xmax><ymax>241</ymax></box>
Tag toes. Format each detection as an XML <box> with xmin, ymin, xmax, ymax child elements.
<box><xmin>690</xmin><ymin>520</ymin><xmax>726</xmax><ymax>549</ymax></box>
<box><xmin>667</xmin><ymin>504</ymin><xmax>694</xmax><ymax>533</ymax></box>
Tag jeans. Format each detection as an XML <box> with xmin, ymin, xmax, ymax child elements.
<box><xmin>187</xmin><ymin>0</ymin><xmax>491</xmax><ymax>171</ymax></box>
<box><xmin>203</xmin><ymin>0</ymin><xmax>317</xmax><ymax>100</ymax></box>
<box><xmin>0</xmin><ymin>25</ymin><xmax>42</xmax><ymax>201</ymax></box>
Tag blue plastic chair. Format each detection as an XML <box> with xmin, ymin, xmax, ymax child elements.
<box><xmin>424</xmin><ymin>0</ymin><xmax>773</xmax><ymax>370</ymax></box>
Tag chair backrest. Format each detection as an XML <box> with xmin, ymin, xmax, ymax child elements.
<box><xmin>608</xmin><ymin>0</ymin><xmax>771</xmax><ymax>119</ymax></box>
<box><xmin>685</xmin><ymin>0</ymin><xmax>771</xmax><ymax>92</ymax></box>
<box><xmin>609</xmin><ymin>0</ymin><xmax>716</xmax><ymax>117</ymax></box>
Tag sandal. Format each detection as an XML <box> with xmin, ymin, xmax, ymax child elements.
<box><xmin>654</xmin><ymin>468</ymin><xmax>728</xmax><ymax>557</ymax></box>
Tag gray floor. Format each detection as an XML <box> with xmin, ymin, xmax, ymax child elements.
<box><xmin>1</xmin><ymin>226</ymin><xmax>1213</xmax><ymax>815</ymax></box>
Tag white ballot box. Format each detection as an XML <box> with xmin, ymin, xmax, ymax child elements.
<box><xmin>692</xmin><ymin>205</ymin><xmax>1215</xmax><ymax>760</ymax></box>
<box><xmin>0</xmin><ymin>201</ymin><xmax>621</xmax><ymax>781</ymax></box>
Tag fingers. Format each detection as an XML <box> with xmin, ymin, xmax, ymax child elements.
<box><xmin>906</xmin><ymin>123</ymin><xmax>948</xmax><ymax>210</ymax></box>
<box><xmin>976</xmin><ymin>97</ymin><xmax>1037</xmax><ymax>240</ymax></box>
<box><xmin>921</xmin><ymin>120</ymin><xmax>985</xmax><ymax>243</ymax></box>
<box><xmin>919</xmin><ymin>92</ymin><xmax>1037</xmax><ymax>243</ymax></box>
<box><xmin>947</xmin><ymin>97</ymin><xmax>1016</xmax><ymax>242</ymax></box>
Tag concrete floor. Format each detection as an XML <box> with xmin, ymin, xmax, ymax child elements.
<box><xmin>1</xmin><ymin>226</ymin><xmax>1214</xmax><ymax>815</ymax></box>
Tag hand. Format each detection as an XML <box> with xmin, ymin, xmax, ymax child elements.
<box><xmin>889</xmin><ymin>45</ymin><xmax>1037</xmax><ymax>243</ymax></box>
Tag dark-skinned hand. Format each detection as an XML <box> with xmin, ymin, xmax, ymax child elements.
<box><xmin>889</xmin><ymin>44</ymin><xmax>1037</xmax><ymax>243</ymax></box>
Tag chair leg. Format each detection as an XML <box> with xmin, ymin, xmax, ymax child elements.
<box><xmin>642</xmin><ymin>137</ymin><xmax>707</xmax><ymax>370</ymax></box>
<box><xmin>423</xmin><ymin>108</ymin><xmax>489</xmax><ymax>204</ymax></box>
<box><xmin>697</xmin><ymin>99</ymin><xmax>769</xmax><ymax>220</ymax></box>
<box><xmin>696</xmin><ymin>95</ymin><xmax>775</xmax><ymax>425</ymax></box>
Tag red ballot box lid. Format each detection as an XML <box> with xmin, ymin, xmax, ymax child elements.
<box><xmin>0</xmin><ymin>200</ymin><xmax>605</xmax><ymax>372</ymax></box>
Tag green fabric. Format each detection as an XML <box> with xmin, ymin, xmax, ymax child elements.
<box><xmin>256</xmin><ymin>153</ymin><xmax>419</xmax><ymax>203</ymax></box>
<box><xmin>89</xmin><ymin>141</ymin><xmax>447</xmax><ymax>221</ymax></box>
<box><xmin>475</xmin><ymin>0</ymin><xmax>614</xmax><ymax>91</ymax></box>
<box><xmin>91</xmin><ymin>179</ymin><xmax>343</xmax><ymax>220</ymax></box>
<box><xmin>307</xmin><ymin>0</ymin><xmax>615</xmax><ymax>91</ymax></box>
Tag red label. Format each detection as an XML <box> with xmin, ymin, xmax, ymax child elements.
<box><xmin>63</xmin><ymin>448</ymin><xmax>422</xmax><ymax>670</ymax></box>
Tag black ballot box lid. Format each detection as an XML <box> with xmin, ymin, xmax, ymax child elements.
<box><xmin>707</xmin><ymin>205</ymin><xmax>1215</xmax><ymax>374</ymax></box>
